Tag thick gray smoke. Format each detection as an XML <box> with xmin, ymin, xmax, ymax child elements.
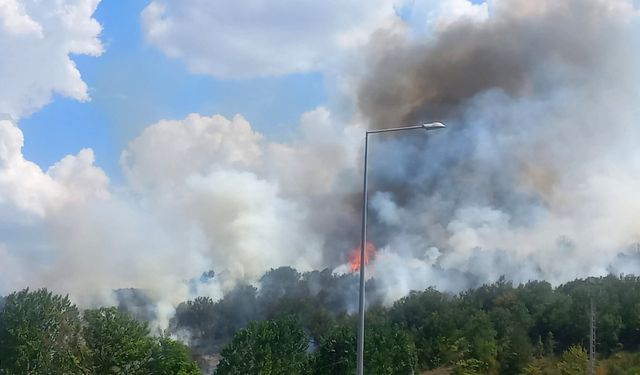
<box><xmin>356</xmin><ymin>0</ymin><xmax>640</xmax><ymax>302</ymax></box>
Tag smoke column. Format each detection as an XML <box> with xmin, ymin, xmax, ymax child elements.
<box><xmin>2</xmin><ymin>0</ymin><xmax>640</xmax><ymax>322</ymax></box>
<box><xmin>357</xmin><ymin>0</ymin><xmax>640</xmax><ymax>302</ymax></box>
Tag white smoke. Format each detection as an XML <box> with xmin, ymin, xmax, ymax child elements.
<box><xmin>0</xmin><ymin>108</ymin><xmax>360</xmax><ymax>315</ymax></box>
<box><xmin>2</xmin><ymin>0</ymin><xmax>640</xmax><ymax>326</ymax></box>
<box><xmin>358</xmin><ymin>0</ymin><xmax>640</xmax><ymax>300</ymax></box>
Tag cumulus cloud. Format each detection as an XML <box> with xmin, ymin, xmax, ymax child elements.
<box><xmin>0</xmin><ymin>118</ymin><xmax>211</xmax><ymax>309</ymax></box>
<box><xmin>0</xmin><ymin>119</ymin><xmax>113</xmax><ymax>299</ymax></box>
<box><xmin>121</xmin><ymin>114</ymin><xmax>263</xmax><ymax>191</ymax></box>
<box><xmin>140</xmin><ymin>0</ymin><xmax>399</xmax><ymax>78</ymax></box>
<box><xmin>0</xmin><ymin>0</ymin><xmax>103</xmax><ymax>119</ymax></box>
<box><xmin>0</xmin><ymin>120</ymin><xmax>108</xmax><ymax>218</ymax></box>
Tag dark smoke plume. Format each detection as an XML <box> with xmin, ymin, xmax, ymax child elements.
<box><xmin>352</xmin><ymin>0</ymin><xmax>640</xmax><ymax>298</ymax></box>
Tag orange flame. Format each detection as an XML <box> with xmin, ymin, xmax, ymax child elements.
<box><xmin>348</xmin><ymin>242</ymin><xmax>377</xmax><ymax>272</ymax></box>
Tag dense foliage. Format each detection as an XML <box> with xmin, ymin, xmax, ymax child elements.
<box><xmin>310</xmin><ymin>321</ymin><xmax>417</xmax><ymax>374</ymax></box>
<box><xmin>0</xmin><ymin>289</ymin><xmax>85</xmax><ymax>374</ymax></box>
<box><xmin>216</xmin><ymin>318</ymin><xmax>309</xmax><ymax>374</ymax></box>
<box><xmin>176</xmin><ymin>271</ymin><xmax>640</xmax><ymax>374</ymax></box>
<box><xmin>170</xmin><ymin>267</ymin><xmax>375</xmax><ymax>357</ymax></box>
<box><xmin>6</xmin><ymin>272</ymin><xmax>640</xmax><ymax>373</ymax></box>
<box><xmin>0</xmin><ymin>289</ymin><xmax>199</xmax><ymax>375</ymax></box>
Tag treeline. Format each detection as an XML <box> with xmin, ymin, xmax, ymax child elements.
<box><xmin>5</xmin><ymin>271</ymin><xmax>640</xmax><ymax>374</ymax></box>
<box><xmin>170</xmin><ymin>270</ymin><xmax>640</xmax><ymax>374</ymax></box>
<box><xmin>168</xmin><ymin>267</ymin><xmax>387</xmax><ymax>359</ymax></box>
<box><xmin>0</xmin><ymin>289</ymin><xmax>199</xmax><ymax>374</ymax></box>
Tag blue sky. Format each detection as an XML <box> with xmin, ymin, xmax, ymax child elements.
<box><xmin>19</xmin><ymin>0</ymin><xmax>327</xmax><ymax>181</ymax></box>
<box><xmin>17</xmin><ymin>0</ymin><xmax>488</xmax><ymax>181</ymax></box>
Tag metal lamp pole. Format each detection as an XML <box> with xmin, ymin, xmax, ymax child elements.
<box><xmin>356</xmin><ymin>122</ymin><xmax>446</xmax><ymax>375</ymax></box>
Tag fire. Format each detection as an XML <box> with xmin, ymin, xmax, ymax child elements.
<box><xmin>348</xmin><ymin>242</ymin><xmax>377</xmax><ymax>272</ymax></box>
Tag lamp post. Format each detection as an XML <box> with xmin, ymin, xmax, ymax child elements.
<box><xmin>356</xmin><ymin>122</ymin><xmax>446</xmax><ymax>375</ymax></box>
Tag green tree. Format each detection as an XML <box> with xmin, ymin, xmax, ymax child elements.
<box><xmin>456</xmin><ymin>308</ymin><xmax>497</xmax><ymax>371</ymax></box>
<box><xmin>216</xmin><ymin>317</ymin><xmax>309</xmax><ymax>375</ymax></box>
<box><xmin>313</xmin><ymin>322</ymin><xmax>417</xmax><ymax>375</ymax></box>
<box><xmin>390</xmin><ymin>288</ymin><xmax>457</xmax><ymax>368</ymax></box>
<box><xmin>366</xmin><ymin>322</ymin><xmax>417</xmax><ymax>374</ymax></box>
<box><xmin>544</xmin><ymin>332</ymin><xmax>556</xmax><ymax>357</ymax></box>
<box><xmin>496</xmin><ymin>326</ymin><xmax>532</xmax><ymax>375</ymax></box>
<box><xmin>172</xmin><ymin>296</ymin><xmax>217</xmax><ymax>348</ymax></box>
<box><xmin>312</xmin><ymin>325</ymin><xmax>355</xmax><ymax>374</ymax></box>
<box><xmin>453</xmin><ymin>358</ymin><xmax>489</xmax><ymax>375</ymax></box>
<box><xmin>604</xmin><ymin>352</ymin><xmax>640</xmax><ymax>375</ymax></box>
<box><xmin>0</xmin><ymin>288</ymin><xmax>86</xmax><ymax>374</ymax></box>
<box><xmin>82</xmin><ymin>307</ymin><xmax>155</xmax><ymax>374</ymax></box>
<box><xmin>148</xmin><ymin>337</ymin><xmax>201</xmax><ymax>375</ymax></box>
<box><xmin>558</xmin><ymin>345</ymin><xmax>587</xmax><ymax>375</ymax></box>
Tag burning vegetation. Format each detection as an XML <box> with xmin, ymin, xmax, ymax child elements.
<box><xmin>348</xmin><ymin>242</ymin><xmax>377</xmax><ymax>273</ymax></box>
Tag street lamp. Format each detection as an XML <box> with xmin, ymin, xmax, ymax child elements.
<box><xmin>356</xmin><ymin>122</ymin><xmax>446</xmax><ymax>375</ymax></box>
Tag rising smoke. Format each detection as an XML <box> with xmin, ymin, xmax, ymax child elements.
<box><xmin>1</xmin><ymin>0</ymin><xmax>640</xmax><ymax>327</ymax></box>
<box><xmin>358</xmin><ymin>0</ymin><xmax>640</xmax><ymax>299</ymax></box>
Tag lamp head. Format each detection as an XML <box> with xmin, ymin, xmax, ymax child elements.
<box><xmin>422</xmin><ymin>122</ymin><xmax>446</xmax><ymax>130</ymax></box>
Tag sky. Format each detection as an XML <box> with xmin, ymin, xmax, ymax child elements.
<box><xmin>1</xmin><ymin>0</ymin><xmax>491</xmax><ymax>304</ymax></box>
<box><xmin>2</xmin><ymin>0</ymin><xmax>640</xmax><ymax>323</ymax></box>
<box><xmin>17</xmin><ymin>0</ymin><xmax>329</xmax><ymax>180</ymax></box>
<box><xmin>15</xmin><ymin>0</ymin><xmax>490</xmax><ymax>180</ymax></box>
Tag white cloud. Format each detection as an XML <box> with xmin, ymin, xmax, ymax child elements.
<box><xmin>121</xmin><ymin>113</ymin><xmax>263</xmax><ymax>191</ymax></box>
<box><xmin>0</xmin><ymin>0</ymin><xmax>41</xmax><ymax>35</ymax></box>
<box><xmin>0</xmin><ymin>0</ymin><xmax>103</xmax><ymax>119</ymax></box>
<box><xmin>0</xmin><ymin>119</ymin><xmax>109</xmax><ymax>217</ymax></box>
<box><xmin>0</xmin><ymin>119</ymin><xmax>117</xmax><ymax>303</ymax></box>
<box><xmin>141</xmin><ymin>0</ymin><xmax>399</xmax><ymax>78</ymax></box>
<box><xmin>0</xmin><ymin>118</ymin><xmax>203</xmax><ymax>307</ymax></box>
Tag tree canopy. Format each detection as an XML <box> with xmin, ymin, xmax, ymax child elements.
<box><xmin>215</xmin><ymin>317</ymin><xmax>308</xmax><ymax>375</ymax></box>
<box><xmin>0</xmin><ymin>289</ymin><xmax>199</xmax><ymax>375</ymax></box>
<box><xmin>0</xmin><ymin>289</ymin><xmax>85</xmax><ymax>374</ymax></box>
<box><xmin>6</xmin><ymin>272</ymin><xmax>640</xmax><ymax>374</ymax></box>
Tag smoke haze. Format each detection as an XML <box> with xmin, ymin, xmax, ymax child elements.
<box><xmin>1</xmin><ymin>0</ymin><xmax>640</xmax><ymax>328</ymax></box>
<box><xmin>360</xmin><ymin>0</ymin><xmax>640</xmax><ymax>295</ymax></box>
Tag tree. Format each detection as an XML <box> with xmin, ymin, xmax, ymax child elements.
<box><xmin>604</xmin><ymin>352</ymin><xmax>640</xmax><ymax>375</ymax></box>
<box><xmin>544</xmin><ymin>332</ymin><xmax>556</xmax><ymax>357</ymax></box>
<box><xmin>558</xmin><ymin>345</ymin><xmax>587</xmax><ymax>375</ymax></box>
<box><xmin>148</xmin><ymin>337</ymin><xmax>201</xmax><ymax>375</ymax></box>
<box><xmin>0</xmin><ymin>288</ymin><xmax>86</xmax><ymax>374</ymax></box>
<box><xmin>82</xmin><ymin>307</ymin><xmax>155</xmax><ymax>374</ymax></box>
<box><xmin>496</xmin><ymin>326</ymin><xmax>532</xmax><ymax>375</ymax></box>
<box><xmin>83</xmin><ymin>307</ymin><xmax>200</xmax><ymax>375</ymax></box>
<box><xmin>366</xmin><ymin>322</ymin><xmax>417</xmax><ymax>374</ymax></box>
<box><xmin>258</xmin><ymin>267</ymin><xmax>302</xmax><ymax>303</ymax></box>
<box><xmin>312</xmin><ymin>325</ymin><xmax>355</xmax><ymax>375</ymax></box>
<box><xmin>210</xmin><ymin>284</ymin><xmax>260</xmax><ymax>342</ymax></box>
<box><xmin>216</xmin><ymin>317</ymin><xmax>309</xmax><ymax>375</ymax></box>
<box><xmin>390</xmin><ymin>288</ymin><xmax>456</xmax><ymax>368</ymax></box>
<box><xmin>453</xmin><ymin>358</ymin><xmax>489</xmax><ymax>375</ymax></box>
<box><xmin>312</xmin><ymin>322</ymin><xmax>417</xmax><ymax>375</ymax></box>
<box><xmin>172</xmin><ymin>296</ymin><xmax>217</xmax><ymax>346</ymax></box>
